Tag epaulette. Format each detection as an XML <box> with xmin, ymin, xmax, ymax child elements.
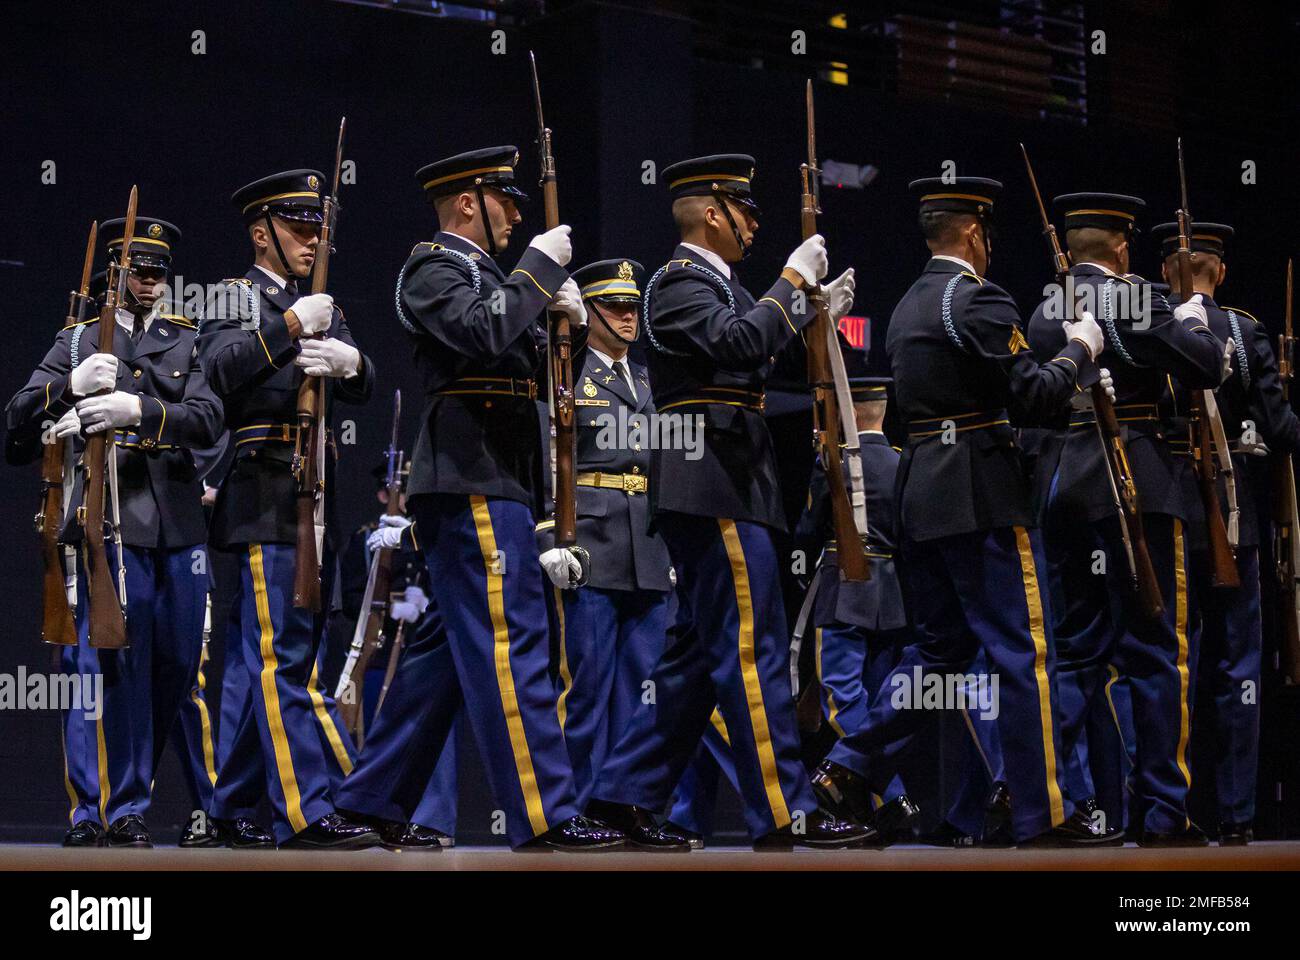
<box><xmin>220</xmin><ymin>277</ymin><xmax>253</xmax><ymax>286</ymax></box>
<box><xmin>61</xmin><ymin>317</ymin><xmax>96</xmax><ymax>331</ymax></box>
<box><xmin>1223</xmin><ymin>307</ymin><xmax>1259</xmax><ymax>324</ymax></box>
<box><xmin>959</xmin><ymin>270</ymin><xmax>984</xmax><ymax>286</ymax></box>
<box><xmin>161</xmin><ymin>314</ymin><xmax>196</xmax><ymax>330</ymax></box>
<box><xmin>396</xmin><ymin>242</ymin><xmax>481</xmax><ymax>335</ymax></box>
<box><xmin>1115</xmin><ymin>273</ymin><xmax>1139</xmax><ymax>286</ymax></box>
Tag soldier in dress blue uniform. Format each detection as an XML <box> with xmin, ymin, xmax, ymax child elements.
<box><xmin>387</xmin><ymin>146</ymin><xmax>622</xmax><ymax>850</ymax></box>
<box><xmin>1027</xmin><ymin>193</ymin><xmax>1231</xmax><ymax>846</ymax></box>
<box><xmin>7</xmin><ymin>217</ymin><xmax>223</xmax><ymax>847</ymax></box>
<box><xmin>811</xmin><ymin>177</ymin><xmax>1119</xmax><ymax>847</ymax></box>
<box><xmin>1152</xmin><ymin>220</ymin><xmax>1300</xmax><ymax>845</ymax></box>
<box><xmin>533</xmin><ymin>259</ymin><xmax>681</xmax><ymax>830</ymax></box>
<box><xmin>198</xmin><ymin>170</ymin><xmax>379</xmax><ymax>849</ymax></box>
<box><xmin>588</xmin><ymin>154</ymin><xmax>872</xmax><ymax>849</ymax></box>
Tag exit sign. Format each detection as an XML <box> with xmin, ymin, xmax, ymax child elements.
<box><xmin>839</xmin><ymin>314</ymin><xmax>869</xmax><ymax>349</ymax></box>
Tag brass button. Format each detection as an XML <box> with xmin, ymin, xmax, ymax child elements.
<box><xmin>484</xmin><ymin>400</ymin><xmax>492</xmax><ymax>409</ymax></box>
<box><xmin>633</xmin><ymin>443</ymin><xmax>641</xmax><ymax>451</ymax></box>
<box><xmin>132</xmin><ymin>369</ymin><xmax>142</xmax><ymax>379</ymax></box>
<box><xmin>632</xmin><ymin>466</ymin><xmax>640</xmax><ymax>474</ymax></box>
<box><xmin>172</xmin><ymin>371</ymin><xmax>181</xmax><ymax>377</ymax></box>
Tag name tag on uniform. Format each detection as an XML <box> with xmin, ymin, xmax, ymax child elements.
<box><xmin>576</xmin><ymin>399</ymin><xmax>611</xmax><ymax>407</ymax></box>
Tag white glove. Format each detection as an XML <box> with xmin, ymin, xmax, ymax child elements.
<box><xmin>288</xmin><ymin>293</ymin><xmax>334</xmax><ymax>336</ymax></box>
<box><xmin>1098</xmin><ymin>367</ymin><xmax>1115</xmax><ymax>403</ymax></box>
<box><xmin>549</xmin><ymin>278</ymin><xmax>587</xmax><ymax>328</ymax></box>
<box><xmin>1221</xmin><ymin>338</ymin><xmax>1236</xmax><ymax>384</ymax></box>
<box><xmin>528</xmin><ymin>225</ymin><xmax>573</xmax><ymax>268</ymax></box>
<box><xmin>784</xmin><ymin>234</ymin><xmax>829</xmax><ymax>287</ymax></box>
<box><xmin>76</xmin><ymin>391</ymin><xmax>142</xmax><ymax>434</ymax></box>
<box><xmin>825</xmin><ymin>268</ymin><xmax>856</xmax><ymax>322</ymax></box>
<box><xmin>295</xmin><ymin>337</ymin><xmax>361</xmax><ymax>378</ymax></box>
<box><xmin>1062</xmin><ymin>311</ymin><xmax>1104</xmax><ymax>361</ymax></box>
<box><xmin>540</xmin><ymin>546</ymin><xmax>583</xmax><ymax>589</ymax></box>
<box><xmin>70</xmin><ymin>354</ymin><xmax>119</xmax><ymax>397</ymax></box>
<box><xmin>1173</xmin><ymin>292</ymin><xmax>1207</xmax><ymax>327</ymax></box>
<box><xmin>53</xmin><ymin>407</ymin><xmax>82</xmax><ymax>439</ymax></box>
<box><xmin>366</xmin><ymin>514</ymin><xmax>411</xmax><ymax>552</ymax></box>
<box><xmin>389</xmin><ymin>586</ymin><xmax>428</xmax><ymax>624</ymax></box>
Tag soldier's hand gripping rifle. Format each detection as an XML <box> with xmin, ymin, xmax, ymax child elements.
<box><xmin>1176</xmin><ymin>138</ymin><xmax>1240</xmax><ymax>589</ymax></box>
<box><xmin>530</xmin><ymin>51</ymin><xmax>589</xmax><ymax>585</ymax></box>
<box><xmin>38</xmin><ymin>221</ymin><xmax>98</xmax><ymax>646</ymax></box>
<box><xmin>1273</xmin><ymin>259</ymin><xmax>1300</xmax><ymax>681</ymax></box>
<box><xmin>293</xmin><ymin>117</ymin><xmax>346</xmax><ymax>611</ymax></box>
<box><xmin>336</xmin><ymin>389</ymin><xmax>402</xmax><ymax>739</ymax></box>
<box><xmin>802</xmin><ymin>80</ymin><xmax>868</xmax><ymax>582</ymax></box>
<box><xmin>1020</xmin><ymin>145</ymin><xmax>1164</xmax><ymax>618</ymax></box>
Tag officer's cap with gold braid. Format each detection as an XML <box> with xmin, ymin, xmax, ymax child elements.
<box><xmin>415</xmin><ymin>146</ymin><xmax>529</xmax><ymax>204</ymax></box>
<box><xmin>909</xmin><ymin>177</ymin><xmax>1001</xmax><ymax>216</ymax></box>
<box><xmin>842</xmin><ymin>345</ymin><xmax>890</xmax><ymax>401</ymax></box>
<box><xmin>100</xmin><ymin>217</ymin><xmax>180</xmax><ymax>271</ymax></box>
<box><xmin>1150</xmin><ymin>221</ymin><xmax>1233</xmax><ymax>260</ymax></box>
<box><xmin>231</xmin><ymin>169</ymin><xmax>325</xmax><ymax>225</ymax></box>
<box><xmin>1053</xmin><ymin>192</ymin><xmax>1145</xmax><ymax>235</ymax></box>
<box><xmin>663</xmin><ymin>154</ymin><xmax>760</xmax><ymax>215</ymax></box>
<box><xmin>572</xmin><ymin>258</ymin><xmax>644</xmax><ymax>304</ymax></box>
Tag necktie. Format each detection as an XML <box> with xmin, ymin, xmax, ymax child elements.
<box><xmin>131</xmin><ymin>317</ymin><xmax>145</xmax><ymax>345</ymax></box>
<box><xmin>285</xmin><ymin>278</ymin><xmax>299</xmax><ymax>296</ymax></box>
<box><xmin>615</xmin><ymin>359</ymin><xmax>636</xmax><ymax>401</ymax></box>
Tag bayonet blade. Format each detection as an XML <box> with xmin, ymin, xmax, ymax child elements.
<box><xmin>79</xmin><ymin>220</ymin><xmax>98</xmax><ymax>296</ymax></box>
<box><xmin>529</xmin><ymin>50</ymin><xmax>546</xmax><ymax>131</ymax></box>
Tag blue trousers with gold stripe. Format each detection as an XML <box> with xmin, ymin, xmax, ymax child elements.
<box><xmin>170</xmin><ymin>638</ymin><xmax>218</xmax><ymax>814</ymax></box>
<box><xmin>826</xmin><ymin>526</ymin><xmax>1072</xmax><ymax>842</ymax></box>
<box><xmin>593</xmin><ymin>514</ymin><xmax>817</xmax><ymax>839</ymax></box>
<box><xmin>61</xmin><ymin>543</ymin><xmax>207</xmax><ymax>827</ymax></box>
<box><xmin>402</xmin><ymin>493</ymin><xmax>578</xmax><ymax>847</ymax></box>
<box><xmin>1045</xmin><ymin>512</ymin><xmax>1197</xmax><ymax>835</ymax></box>
<box><xmin>337</xmin><ymin>604</ymin><xmax>461</xmax><ymax>834</ymax></box>
<box><xmin>552</xmin><ymin>585</ymin><xmax>671</xmax><ymax>810</ymax></box>
<box><xmin>666</xmin><ymin>714</ymin><xmax>738</xmax><ymax>837</ymax></box>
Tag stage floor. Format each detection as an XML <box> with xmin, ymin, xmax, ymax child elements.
<box><xmin>5</xmin><ymin>841</ymin><xmax>1300</xmax><ymax>871</ymax></box>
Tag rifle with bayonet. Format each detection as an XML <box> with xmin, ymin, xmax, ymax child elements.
<box><xmin>38</xmin><ymin>221</ymin><xmax>98</xmax><ymax>646</ymax></box>
<box><xmin>801</xmin><ymin>80</ymin><xmax>869</xmax><ymax>582</ymax></box>
<box><xmin>336</xmin><ymin>388</ymin><xmax>403</xmax><ymax>740</ymax></box>
<box><xmin>529</xmin><ymin>51</ymin><xmax>589</xmax><ymax>584</ymax></box>
<box><xmin>1176</xmin><ymin>138</ymin><xmax>1240</xmax><ymax>589</ymax></box>
<box><xmin>81</xmin><ymin>189</ymin><xmax>136</xmax><ymax>649</ymax></box>
<box><xmin>293</xmin><ymin>117</ymin><xmax>346</xmax><ymax>611</ymax></box>
<box><xmin>1273</xmin><ymin>259</ymin><xmax>1300</xmax><ymax>681</ymax></box>
<box><xmin>1020</xmin><ymin>144</ymin><xmax>1164</xmax><ymax>618</ymax></box>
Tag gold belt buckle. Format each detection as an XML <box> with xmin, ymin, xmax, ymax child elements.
<box><xmin>622</xmin><ymin>474</ymin><xmax>647</xmax><ymax>494</ymax></box>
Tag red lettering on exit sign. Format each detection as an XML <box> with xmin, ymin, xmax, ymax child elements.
<box><xmin>838</xmin><ymin>314</ymin><xmax>869</xmax><ymax>349</ymax></box>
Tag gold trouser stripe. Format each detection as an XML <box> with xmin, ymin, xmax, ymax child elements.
<box><xmin>192</xmin><ymin>646</ymin><xmax>218</xmax><ymax>787</ymax></box>
<box><xmin>710</xmin><ymin>707</ymin><xmax>731</xmax><ymax>746</ymax></box>
<box><xmin>1172</xmin><ymin>519</ymin><xmax>1193</xmax><ymax>810</ymax></box>
<box><xmin>960</xmin><ymin>704</ymin><xmax>995</xmax><ymax>780</ymax></box>
<box><xmin>719</xmin><ymin>519</ymin><xmax>791</xmax><ymax>829</ymax></box>
<box><xmin>554</xmin><ymin>586</ymin><xmax>572</xmax><ymax>734</ymax></box>
<box><xmin>1103</xmin><ymin>664</ymin><xmax>1128</xmax><ymax>757</ymax></box>
<box><xmin>1013</xmin><ymin>526</ymin><xmax>1066</xmax><ymax>827</ymax></box>
<box><xmin>95</xmin><ymin>711</ymin><xmax>110</xmax><ymax>826</ymax></box>
<box><xmin>249</xmin><ymin>545</ymin><xmax>308</xmax><ymax>834</ymax></box>
<box><xmin>308</xmin><ymin>659</ymin><xmax>353</xmax><ymax>776</ymax></box>
<box><xmin>471</xmin><ymin>496</ymin><xmax>549</xmax><ymax>837</ymax></box>
<box><xmin>814</xmin><ymin>628</ymin><xmax>845</xmax><ymax>737</ymax></box>
<box><xmin>61</xmin><ymin>736</ymin><xmax>78</xmax><ymax>825</ymax></box>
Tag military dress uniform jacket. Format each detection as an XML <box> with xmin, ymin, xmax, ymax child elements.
<box><xmin>1027</xmin><ymin>264</ymin><xmax>1225</xmax><ymax>524</ymax></box>
<box><xmin>536</xmin><ymin>347</ymin><xmax>674</xmax><ymax>592</ymax></box>
<box><xmin>886</xmin><ymin>258</ymin><xmax>1093</xmax><ymax>542</ymax></box>
<box><xmin>6</xmin><ymin>310</ymin><xmax>223</xmax><ymax>548</ymax></box>
<box><xmin>644</xmin><ymin>244</ymin><xmax>813</xmax><ymax>532</ymax></box>
<box><xmin>397</xmin><ymin>231</ymin><xmax>568</xmax><ymax>516</ymax></box>
<box><xmin>803</xmin><ymin>432</ymin><xmax>907</xmax><ymax>632</ymax></box>
<box><xmin>198</xmin><ymin>268</ymin><xmax>374</xmax><ymax>548</ymax></box>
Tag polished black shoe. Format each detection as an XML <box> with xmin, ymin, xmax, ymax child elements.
<box><xmin>1139</xmin><ymin>822</ymin><xmax>1210</xmax><ymax>848</ymax></box>
<box><xmin>585</xmin><ymin>800</ymin><xmax>690</xmax><ymax>851</ymax></box>
<box><xmin>1021</xmin><ymin>811</ymin><xmax>1124</xmax><ymax>848</ymax></box>
<box><xmin>810</xmin><ymin>760</ymin><xmax>874</xmax><ymax>824</ymax></box>
<box><xmin>211</xmin><ymin>817</ymin><xmax>275</xmax><ymax>849</ymax></box>
<box><xmin>981</xmin><ymin>781</ymin><xmax>1014</xmax><ymax>847</ymax></box>
<box><xmin>661</xmin><ymin>821</ymin><xmax>705</xmax><ymax>850</ymax></box>
<box><xmin>105</xmin><ymin>815</ymin><xmax>152</xmax><ymax>848</ymax></box>
<box><xmin>380</xmin><ymin>822</ymin><xmax>447</xmax><ymax>852</ymax></box>
<box><xmin>62</xmin><ymin>820</ymin><xmax>105</xmax><ymax>848</ymax></box>
<box><xmin>753</xmin><ymin>808</ymin><xmax>879</xmax><ymax>850</ymax></box>
<box><xmin>178</xmin><ymin>814</ymin><xmax>223</xmax><ymax>848</ymax></box>
<box><xmin>522</xmin><ymin>815</ymin><xmax>626</xmax><ymax>851</ymax></box>
<box><xmin>875</xmin><ymin>794</ymin><xmax>921</xmax><ymax>844</ymax></box>
<box><xmin>280</xmin><ymin>813</ymin><xmax>381</xmax><ymax>850</ymax></box>
<box><xmin>1219</xmin><ymin>822</ymin><xmax>1253</xmax><ymax>846</ymax></box>
<box><xmin>918</xmin><ymin>820</ymin><xmax>976</xmax><ymax>848</ymax></box>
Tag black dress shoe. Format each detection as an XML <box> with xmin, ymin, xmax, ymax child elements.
<box><xmin>918</xmin><ymin>820</ymin><xmax>975</xmax><ymax>848</ymax></box>
<box><xmin>585</xmin><ymin>800</ymin><xmax>690</xmax><ymax>851</ymax></box>
<box><xmin>62</xmin><ymin>820</ymin><xmax>105</xmax><ymax>848</ymax></box>
<box><xmin>211</xmin><ymin>817</ymin><xmax>275</xmax><ymax>849</ymax></box>
<box><xmin>179</xmin><ymin>814</ymin><xmax>223</xmax><ymax>848</ymax></box>
<box><xmin>661</xmin><ymin>821</ymin><xmax>705</xmax><ymax>850</ymax></box>
<box><xmin>280</xmin><ymin>813</ymin><xmax>381</xmax><ymax>850</ymax></box>
<box><xmin>522</xmin><ymin>815</ymin><xmax>625</xmax><ymax>851</ymax></box>
<box><xmin>1020</xmin><ymin>810</ymin><xmax>1124</xmax><ymax>848</ymax></box>
<box><xmin>753</xmin><ymin>809</ymin><xmax>879</xmax><ymax>850</ymax></box>
<box><xmin>810</xmin><ymin>760</ymin><xmax>874</xmax><ymax>824</ymax></box>
<box><xmin>981</xmin><ymin>782</ymin><xmax>1014</xmax><ymax>847</ymax></box>
<box><xmin>1139</xmin><ymin>822</ymin><xmax>1210</xmax><ymax>848</ymax></box>
<box><xmin>105</xmin><ymin>815</ymin><xmax>152</xmax><ymax>848</ymax></box>
<box><xmin>1219</xmin><ymin>822</ymin><xmax>1253</xmax><ymax>846</ymax></box>
<box><xmin>380</xmin><ymin>822</ymin><xmax>446</xmax><ymax>852</ymax></box>
<box><xmin>875</xmin><ymin>794</ymin><xmax>921</xmax><ymax>844</ymax></box>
